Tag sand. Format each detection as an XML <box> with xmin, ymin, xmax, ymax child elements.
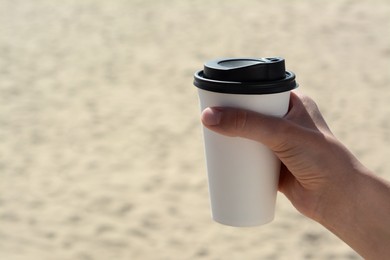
<box><xmin>0</xmin><ymin>0</ymin><xmax>389</xmax><ymax>259</ymax></box>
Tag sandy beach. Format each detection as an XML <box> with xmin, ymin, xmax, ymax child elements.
<box><xmin>1</xmin><ymin>0</ymin><xmax>389</xmax><ymax>259</ymax></box>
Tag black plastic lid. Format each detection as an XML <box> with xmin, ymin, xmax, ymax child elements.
<box><xmin>193</xmin><ymin>57</ymin><xmax>298</xmax><ymax>94</ymax></box>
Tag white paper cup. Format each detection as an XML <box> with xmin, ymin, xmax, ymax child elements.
<box><xmin>194</xmin><ymin>57</ymin><xmax>298</xmax><ymax>227</ymax></box>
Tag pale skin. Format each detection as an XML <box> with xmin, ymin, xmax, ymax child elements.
<box><xmin>201</xmin><ymin>91</ymin><xmax>390</xmax><ymax>260</ymax></box>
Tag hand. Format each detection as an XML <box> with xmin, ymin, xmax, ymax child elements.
<box><xmin>201</xmin><ymin>91</ymin><xmax>363</xmax><ymax>221</ymax></box>
<box><xmin>201</xmin><ymin>91</ymin><xmax>390</xmax><ymax>259</ymax></box>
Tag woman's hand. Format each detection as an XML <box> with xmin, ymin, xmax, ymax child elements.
<box><xmin>201</xmin><ymin>91</ymin><xmax>390</xmax><ymax>259</ymax></box>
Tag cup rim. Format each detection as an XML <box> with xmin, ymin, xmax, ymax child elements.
<box><xmin>193</xmin><ymin>70</ymin><xmax>298</xmax><ymax>95</ymax></box>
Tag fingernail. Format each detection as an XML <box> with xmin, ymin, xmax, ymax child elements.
<box><xmin>202</xmin><ymin>107</ymin><xmax>222</xmax><ymax>126</ymax></box>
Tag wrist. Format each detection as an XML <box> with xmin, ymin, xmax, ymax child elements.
<box><xmin>314</xmin><ymin>167</ymin><xmax>362</xmax><ymax>230</ymax></box>
<box><xmin>314</xmin><ymin>165</ymin><xmax>390</xmax><ymax>259</ymax></box>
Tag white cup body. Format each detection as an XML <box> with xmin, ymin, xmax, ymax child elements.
<box><xmin>198</xmin><ymin>88</ymin><xmax>291</xmax><ymax>227</ymax></box>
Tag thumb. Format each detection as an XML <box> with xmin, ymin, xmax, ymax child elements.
<box><xmin>201</xmin><ymin>107</ymin><xmax>292</xmax><ymax>151</ymax></box>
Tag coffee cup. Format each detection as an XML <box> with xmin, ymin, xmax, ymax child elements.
<box><xmin>193</xmin><ymin>57</ymin><xmax>298</xmax><ymax>227</ymax></box>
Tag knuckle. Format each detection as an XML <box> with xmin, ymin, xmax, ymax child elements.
<box><xmin>271</xmin><ymin>121</ymin><xmax>297</xmax><ymax>152</ymax></box>
<box><xmin>273</xmin><ymin>120</ymin><xmax>293</xmax><ymax>140</ymax></box>
<box><xmin>302</xmin><ymin>95</ymin><xmax>319</xmax><ymax>110</ymax></box>
<box><xmin>234</xmin><ymin>110</ymin><xmax>249</xmax><ymax>133</ymax></box>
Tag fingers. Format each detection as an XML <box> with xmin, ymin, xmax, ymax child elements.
<box><xmin>200</xmin><ymin>91</ymin><xmax>331</xmax><ymax>152</ymax></box>
<box><xmin>201</xmin><ymin>106</ymin><xmax>291</xmax><ymax>151</ymax></box>
<box><xmin>286</xmin><ymin>91</ymin><xmax>332</xmax><ymax>134</ymax></box>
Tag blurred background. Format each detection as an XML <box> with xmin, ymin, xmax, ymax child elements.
<box><xmin>0</xmin><ymin>0</ymin><xmax>389</xmax><ymax>259</ymax></box>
